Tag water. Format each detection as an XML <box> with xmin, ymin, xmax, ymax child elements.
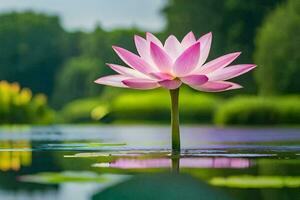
<box><xmin>0</xmin><ymin>125</ymin><xmax>299</xmax><ymax>200</ymax></box>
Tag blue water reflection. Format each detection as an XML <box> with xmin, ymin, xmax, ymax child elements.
<box><xmin>0</xmin><ymin>126</ymin><xmax>299</xmax><ymax>200</ymax></box>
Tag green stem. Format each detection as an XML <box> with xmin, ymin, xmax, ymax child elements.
<box><xmin>171</xmin><ymin>155</ymin><xmax>180</xmax><ymax>173</ymax></box>
<box><xmin>169</xmin><ymin>88</ymin><xmax>180</xmax><ymax>154</ymax></box>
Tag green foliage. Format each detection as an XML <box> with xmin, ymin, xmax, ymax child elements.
<box><xmin>59</xmin><ymin>97</ymin><xmax>108</xmax><ymax>123</ymax></box>
<box><xmin>0</xmin><ymin>81</ymin><xmax>54</xmax><ymax>124</ymax></box>
<box><xmin>52</xmin><ymin>56</ymin><xmax>104</xmax><ymax>108</ymax></box>
<box><xmin>79</xmin><ymin>27</ymin><xmax>143</xmax><ymax>67</ymax></box>
<box><xmin>214</xmin><ymin>96</ymin><xmax>300</xmax><ymax>125</ymax></box>
<box><xmin>110</xmin><ymin>90</ymin><xmax>219</xmax><ymax>124</ymax></box>
<box><xmin>79</xmin><ymin>27</ymin><xmax>111</xmax><ymax>61</ymax></box>
<box><xmin>0</xmin><ymin>11</ymin><xmax>68</xmax><ymax>96</ymax></box>
<box><xmin>254</xmin><ymin>0</ymin><xmax>300</xmax><ymax>95</ymax></box>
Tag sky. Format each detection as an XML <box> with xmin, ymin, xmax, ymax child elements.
<box><xmin>0</xmin><ymin>0</ymin><xmax>167</xmax><ymax>32</ymax></box>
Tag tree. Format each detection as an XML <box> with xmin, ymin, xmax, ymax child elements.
<box><xmin>79</xmin><ymin>27</ymin><xmax>143</xmax><ymax>65</ymax></box>
<box><xmin>51</xmin><ymin>56</ymin><xmax>104</xmax><ymax>108</ymax></box>
<box><xmin>254</xmin><ymin>0</ymin><xmax>300</xmax><ymax>95</ymax></box>
<box><xmin>0</xmin><ymin>11</ymin><xmax>68</xmax><ymax>96</ymax></box>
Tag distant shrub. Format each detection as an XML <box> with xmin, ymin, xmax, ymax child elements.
<box><xmin>0</xmin><ymin>81</ymin><xmax>54</xmax><ymax>124</ymax></box>
<box><xmin>254</xmin><ymin>0</ymin><xmax>300</xmax><ymax>95</ymax></box>
<box><xmin>110</xmin><ymin>90</ymin><xmax>219</xmax><ymax>124</ymax></box>
<box><xmin>59</xmin><ymin>97</ymin><xmax>108</xmax><ymax>123</ymax></box>
<box><xmin>180</xmin><ymin>92</ymin><xmax>220</xmax><ymax>123</ymax></box>
<box><xmin>110</xmin><ymin>91</ymin><xmax>170</xmax><ymax>123</ymax></box>
<box><xmin>214</xmin><ymin>96</ymin><xmax>300</xmax><ymax>125</ymax></box>
<box><xmin>277</xmin><ymin>96</ymin><xmax>300</xmax><ymax>124</ymax></box>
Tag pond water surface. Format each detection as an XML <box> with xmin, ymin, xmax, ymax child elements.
<box><xmin>0</xmin><ymin>125</ymin><xmax>299</xmax><ymax>200</ymax></box>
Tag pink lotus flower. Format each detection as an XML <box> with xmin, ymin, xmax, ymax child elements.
<box><xmin>95</xmin><ymin>31</ymin><xmax>256</xmax><ymax>155</ymax></box>
<box><xmin>95</xmin><ymin>32</ymin><xmax>256</xmax><ymax>92</ymax></box>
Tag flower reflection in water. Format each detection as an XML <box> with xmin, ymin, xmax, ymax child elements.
<box><xmin>93</xmin><ymin>157</ymin><xmax>251</xmax><ymax>169</ymax></box>
<box><xmin>0</xmin><ymin>141</ymin><xmax>32</xmax><ymax>171</ymax></box>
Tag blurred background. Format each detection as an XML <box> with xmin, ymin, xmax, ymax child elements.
<box><xmin>0</xmin><ymin>0</ymin><xmax>299</xmax><ymax>126</ymax></box>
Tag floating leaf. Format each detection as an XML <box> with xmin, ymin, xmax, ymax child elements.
<box><xmin>64</xmin><ymin>152</ymin><xmax>113</xmax><ymax>158</ymax></box>
<box><xmin>210</xmin><ymin>175</ymin><xmax>300</xmax><ymax>188</ymax></box>
<box><xmin>87</xmin><ymin>143</ymin><xmax>126</xmax><ymax>147</ymax></box>
<box><xmin>19</xmin><ymin>171</ymin><xmax>130</xmax><ymax>184</ymax></box>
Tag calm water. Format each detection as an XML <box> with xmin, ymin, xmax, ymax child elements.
<box><xmin>0</xmin><ymin>125</ymin><xmax>299</xmax><ymax>200</ymax></box>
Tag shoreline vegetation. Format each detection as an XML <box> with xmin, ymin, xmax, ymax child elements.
<box><xmin>1</xmin><ymin>82</ymin><xmax>299</xmax><ymax>126</ymax></box>
<box><xmin>58</xmin><ymin>91</ymin><xmax>300</xmax><ymax>126</ymax></box>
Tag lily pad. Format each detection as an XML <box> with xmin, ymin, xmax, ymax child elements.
<box><xmin>210</xmin><ymin>175</ymin><xmax>300</xmax><ymax>188</ymax></box>
<box><xmin>39</xmin><ymin>142</ymin><xmax>127</xmax><ymax>151</ymax></box>
<box><xmin>19</xmin><ymin>171</ymin><xmax>130</xmax><ymax>184</ymax></box>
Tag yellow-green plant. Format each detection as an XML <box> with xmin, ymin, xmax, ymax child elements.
<box><xmin>0</xmin><ymin>81</ymin><xmax>54</xmax><ymax>124</ymax></box>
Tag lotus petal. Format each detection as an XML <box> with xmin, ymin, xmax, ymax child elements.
<box><xmin>94</xmin><ymin>75</ymin><xmax>129</xmax><ymax>88</ymax></box>
<box><xmin>208</xmin><ymin>64</ymin><xmax>257</xmax><ymax>81</ymax></box>
<box><xmin>113</xmin><ymin>46</ymin><xmax>155</xmax><ymax>73</ymax></box>
<box><xmin>122</xmin><ymin>78</ymin><xmax>160</xmax><ymax>90</ymax></box>
<box><xmin>146</xmin><ymin>32</ymin><xmax>163</xmax><ymax>47</ymax></box>
<box><xmin>159</xmin><ymin>79</ymin><xmax>182</xmax><ymax>89</ymax></box>
<box><xmin>190</xmin><ymin>81</ymin><xmax>242</xmax><ymax>92</ymax></box>
<box><xmin>150</xmin><ymin>42</ymin><xmax>173</xmax><ymax>73</ymax></box>
<box><xmin>195</xmin><ymin>52</ymin><xmax>241</xmax><ymax>74</ymax></box>
<box><xmin>164</xmin><ymin>35</ymin><xmax>182</xmax><ymax>60</ymax></box>
<box><xmin>106</xmin><ymin>63</ymin><xmax>149</xmax><ymax>78</ymax></box>
<box><xmin>181</xmin><ymin>31</ymin><xmax>196</xmax><ymax>48</ymax></box>
<box><xmin>148</xmin><ymin>72</ymin><xmax>174</xmax><ymax>80</ymax></box>
<box><xmin>197</xmin><ymin>32</ymin><xmax>212</xmax><ymax>66</ymax></box>
<box><xmin>173</xmin><ymin>42</ymin><xmax>201</xmax><ymax>77</ymax></box>
<box><xmin>134</xmin><ymin>35</ymin><xmax>151</xmax><ymax>62</ymax></box>
<box><xmin>181</xmin><ymin>75</ymin><xmax>208</xmax><ymax>85</ymax></box>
